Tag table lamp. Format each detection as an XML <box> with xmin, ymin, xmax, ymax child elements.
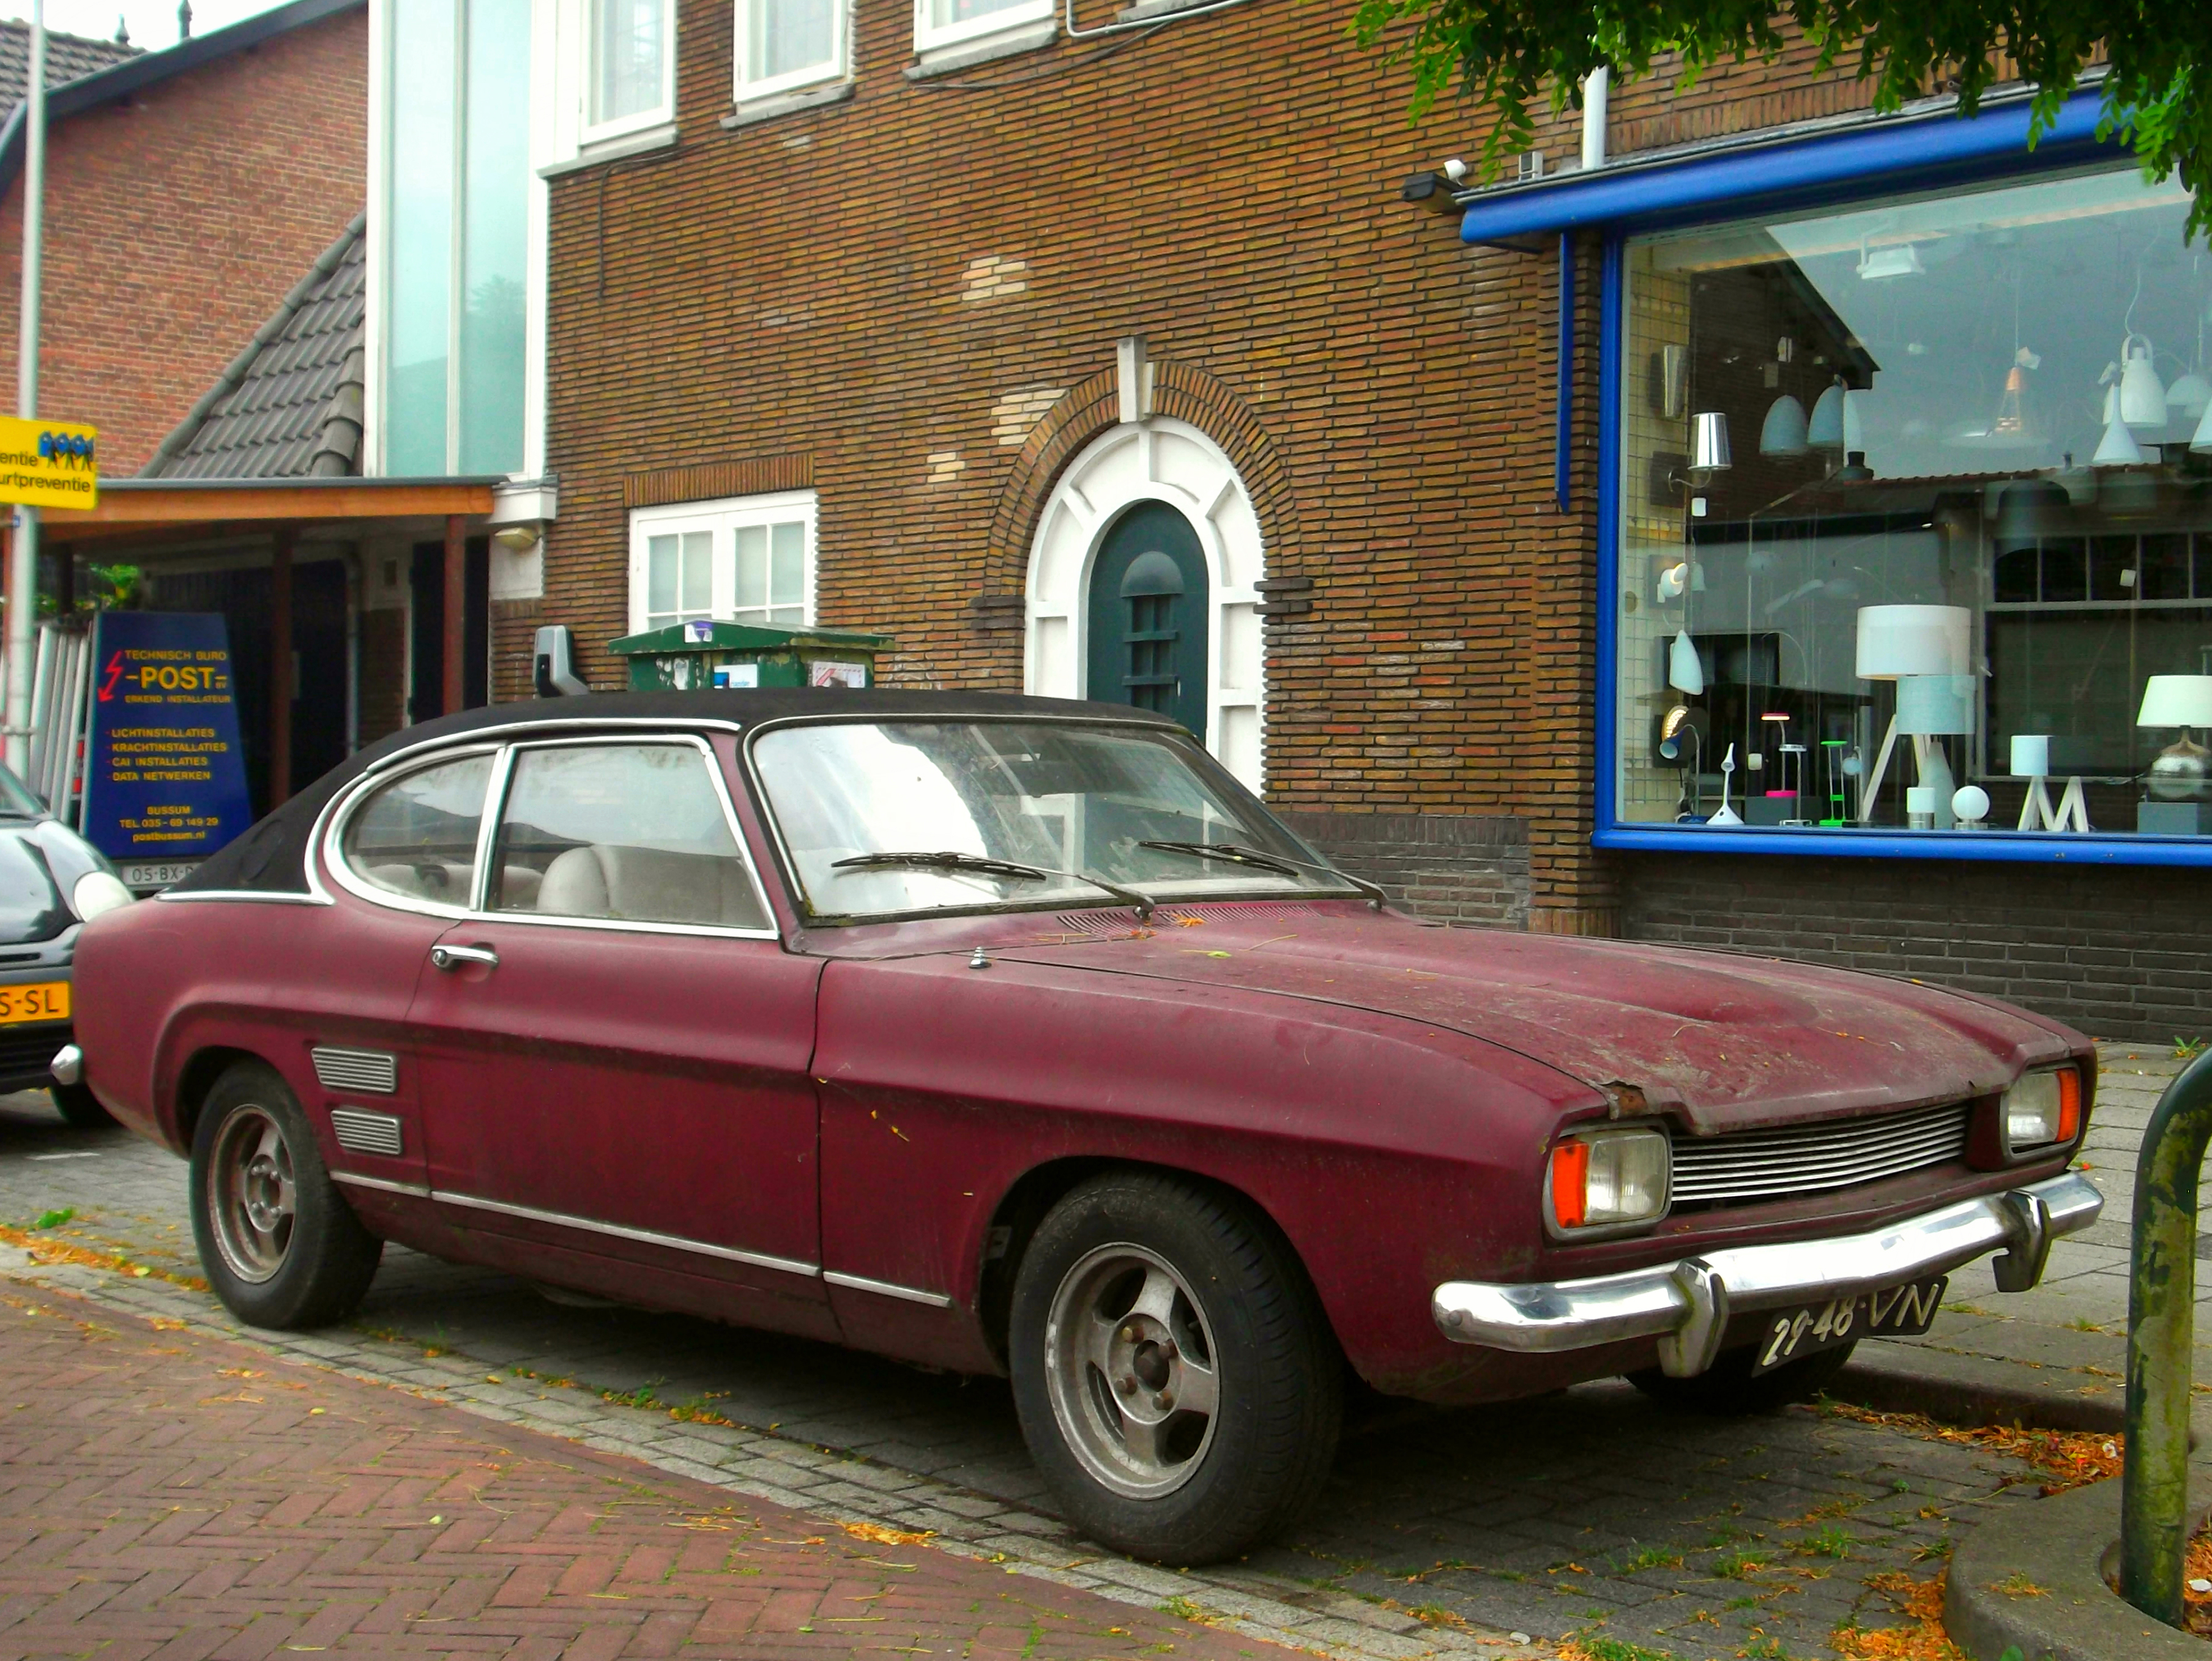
<box><xmin>2137</xmin><ymin>675</ymin><xmax>2212</xmax><ymax>833</ymax></box>
<box><xmin>1853</xmin><ymin>605</ymin><xmax>1972</xmax><ymax>823</ymax></box>
<box><xmin>2011</xmin><ymin>733</ymin><xmax>2090</xmax><ymax>833</ymax></box>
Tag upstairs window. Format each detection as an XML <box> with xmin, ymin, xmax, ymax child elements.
<box><xmin>913</xmin><ymin>0</ymin><xmax>1052</xmax><ymax>58</ymax></box>
<box><xmin>588</xmin><ymin>0</ymin><xmax>672</xmax><ymax>138</ymax></box>
<box><xmin>736</xmin><ymin>0</ymin><xmax>844</xmax><ymax>99</ymax></box>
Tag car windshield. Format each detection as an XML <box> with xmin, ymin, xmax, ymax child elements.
<box><xmin>752</xmin><ymin>719</ymin><xmax>1357</xmax><ymax>920</ymax></box>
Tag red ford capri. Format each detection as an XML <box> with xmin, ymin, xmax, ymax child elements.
<box><xmin>66</xmin><ymin>689</ymin><xmax>2099</xmax><ymax>1562</ymax></box>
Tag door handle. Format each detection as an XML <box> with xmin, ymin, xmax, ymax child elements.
<box><xmin>430</xmin><ymin>943</ymin><xmax>499</xmax><ymax>972</ymax></box>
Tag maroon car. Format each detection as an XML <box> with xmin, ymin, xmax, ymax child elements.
<box><xmin>68</xmin><ymin>690</ymin><xmax>2100</xmax><ymax>1562</ymax></box>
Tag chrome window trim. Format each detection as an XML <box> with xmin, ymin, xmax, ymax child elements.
<box><xmin>468</xmin><ymin>745</ymin><xmax>518</xmax><ymax>912</ymax></box>
<box><xmin>432</xmin><ymin>1187</ymin><xmax>819</xmax><ymax>1277</ymax></box>
<box><xmin>822</xmin><ymin>1269</ymin><xmax>953</xmax><ymax>1307</ymax></box>
<box><xmin>356</xmin><ymin>716</ymin><xmax>750</xmax><ymax>779</ymax></box>
<box><xmin>740</xmin><ymin>710</ymin><xmax>1340</xmax><ymax>926</ymax></box>
<box><xmin>319</xmin><ymin>742</ymin><xmax>508</xmax><ymax>922</ymax></box>
<box><xmin>478</xmin><ymin>731</ymin><xmax>780</xmax><ymax>941</ymax></box>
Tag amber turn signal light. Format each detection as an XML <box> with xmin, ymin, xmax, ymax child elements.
<box><xmin>1546</xmin><ymin>1128</ymin><xmax>1670</xmax><ymax>1231</ymax></box>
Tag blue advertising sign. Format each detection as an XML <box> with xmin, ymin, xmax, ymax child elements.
<box><xmin>81</xmin><ymin>611</ymin><xmax>255</xmax><ymax>863</ymax></box>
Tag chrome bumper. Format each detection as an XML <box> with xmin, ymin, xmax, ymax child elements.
<box><xmin>49</xmin><ymin>1043</ymin><xmax>81</xmax><ymax>1085</ymax></box>
<box><xmin>1431</xmin><ymin>1170</ymin><xmax>2101</xmax><ymax>1380</ymax></box>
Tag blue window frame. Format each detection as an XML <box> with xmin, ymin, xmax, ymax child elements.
<box><xmin>1472</xmin><ymin>90</ymin><xmax>2212</xmax><ymax>866</ymax></box>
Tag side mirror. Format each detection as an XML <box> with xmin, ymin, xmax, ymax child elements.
<box><xmin>72</xmin><ymin>871</ymin><xmax>134</xmax><ymax>922</ymax></box>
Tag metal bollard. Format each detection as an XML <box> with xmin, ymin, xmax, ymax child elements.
<box><xmin>2121</xmin><ymin>1046</ymin><xmax>2212</xmax><ymax>1624</ymax></box>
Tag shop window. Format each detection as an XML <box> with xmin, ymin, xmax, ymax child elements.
<box><xmin>912</xmin><ymin>0</ymin><xmax>1052</xmax><ymax>59</ymax></box>
<box><xmin>735</xmin><ymin>0</ymin><xmax>844</xmax><ymax>98</ymax></box>
<box><xmin>628</xmin><ymin>492</ymin><xmax>816</xmax><ymax>634</ymax></box>
<box><xmin>1614</xmin><ymin>163</ymin><xmax>2212</xmax><ymax>847</ymax></box>
<box><xmin>589</xmin><ymin>0</ymin><xmax>672</xmax><ymax>135</ymax></box>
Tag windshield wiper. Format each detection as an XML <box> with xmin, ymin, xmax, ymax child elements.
<box><xmin>830</xmin><ymin>850</ymin><xmax>1156</xmax><ymax>920</ymax></box>
<box><xmin>1136</xmin><ymin>840</ymin><xmax>1387</xmax><ymax>911</ymax></box>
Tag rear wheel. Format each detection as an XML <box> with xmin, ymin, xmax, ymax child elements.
<box><xmin>1008</xmin><ymin>1170</ymin><xmax>1341</xmax><ymax>1564</ymax></box>
<box><xmin>48</xmin><ymin>1080</ymin><xmax>117</xmax><ymax>1129</ymax></box>
<box><xmin>190</xmin><ymin>1061</ymin><xmax>382</xmax><ymax>1329</ymax></box>
<box><xmin>1628</xmin><ymin>1340</ymin><xmax>1858</xmax><ymax>1416</ymax></box>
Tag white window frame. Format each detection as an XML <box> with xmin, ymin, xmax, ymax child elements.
<box><xmin>582</xmin><ymin>0</ymin><xmax>676</xmax><ymax>147</ymax></box>
<box><xmin>733</xmin><ymin>0</ymin><xmax>849</xmax><ymax>102</ymax></box>
<box><xmin>911</xmin><ymin>0</ymin><xmax>1053</xmax><ymax>59</ymax></box>
<box><xmin>628</xmin><ymin>491</ymin><xmax>819</xmax><ymax>636</ymax></box>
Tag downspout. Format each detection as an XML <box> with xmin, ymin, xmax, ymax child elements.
<box><xmin>1557</xmin><ymin>68</ymin><xmax>1608</xmax><ymax>511</ymax></box>
<box><xmin>1581</xmin><ymin>65</ymin><xmax>1609</xmax><ymax>170</ymax></box>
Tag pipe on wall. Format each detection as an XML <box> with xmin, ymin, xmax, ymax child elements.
<box><xmin>1581</xmin><ymin>67</ymin><xmax>1609</xmax><ymax>171</ymax></box>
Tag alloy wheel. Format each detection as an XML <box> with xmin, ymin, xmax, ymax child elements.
<box><xmin>207</xmin><ymin>1105</ymin><xmax>296</xmax><ymax>1284</ymax></box>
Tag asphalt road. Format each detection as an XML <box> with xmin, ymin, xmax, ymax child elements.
<box><xmin>0</xmin><ymin>1087</ymin><xmax>2090</xmax><ymax>1661</ymax></box>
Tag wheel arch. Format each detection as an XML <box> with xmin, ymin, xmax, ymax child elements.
<box><xmin>975</xmin><ymin>1155</ymin><xmax>1341</xmax><ymax>1370</ymax></box>
<box><xmin>173</xmin><ymin>1045</ymin><xmax>264</xmax><ymax>1150</ymax></box>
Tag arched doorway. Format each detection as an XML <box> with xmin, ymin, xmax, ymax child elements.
<box><xmin>1023</xmin><ymin>419</ymin><xmax>1265</xmax><ymax>789</ymax></box>
<box><xmin>1085</xmin><ymin>502</ymin><xmax>1208</xmax><ymax>737</ymax></box>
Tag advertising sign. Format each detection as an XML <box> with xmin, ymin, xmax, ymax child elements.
<box><xmin>0</xmin><ymin>416</ymin><xmax>97</xmax><ymax>509</ymax></box>
<box><xmin>80</xmin><ymin>612</ymin><xmax>253</xmax><ymax>863</ymax></box>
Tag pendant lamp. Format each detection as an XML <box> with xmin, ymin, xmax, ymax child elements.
<box><xmin>1808</xmin><ymin>382</ymin><xmax>1844</xmax><ymax>451</ymax></box>
<box><xmin>1759</xmin><ymin>394</ymin><xmax>1809</xmax><ymax>458</ymax></box>
<box><xmin>2194</xmin><ymin>396</ymin><xmax>2212</xmax><ymax>454</ymax></box>
<box><xmin>2119</xmin><ymin>336</ymin><xmax>2167</xmax><ymax>428</ymax></box>
<box><xmin>2095</xmin><ymin>403</ymin><xmax>2147</xmax><ymax>466</ymax></box>
<box><xmin>2168</xmin><ymin>369</ymin><xmax>2211</xmax><ymax>420</ymax></box>
<box><xmin>1668</xmin><ymin>630</ymin><xmax>1705</xmax><ymax>696</ymax></box>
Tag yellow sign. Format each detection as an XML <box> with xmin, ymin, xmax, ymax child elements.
<box><xmin>0</xmin><ymin>416</ymin><xmax>97</xmax><ymax>510</ymax></box>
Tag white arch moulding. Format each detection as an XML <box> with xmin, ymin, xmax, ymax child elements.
<box><xmin>1022</xmin><ymin>418</ymin><xmax>1266</xmax><ymax>790</ymax></box>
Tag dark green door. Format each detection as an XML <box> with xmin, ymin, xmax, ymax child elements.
<box><xmin>1086</xmin><ymin>502</ymin><xmax>1209</xmax><ymax>738</ymax></box>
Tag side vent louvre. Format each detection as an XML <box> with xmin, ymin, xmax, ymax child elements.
<box><xmin>329</xmin><ymin>1107</ymin><xmax>404</xmax><ymax>1158</ymax></box>
<box><xmin>311</xmin><ymin>1046</ymin><xmax>398</xmax><ymax>1094</ymax></box>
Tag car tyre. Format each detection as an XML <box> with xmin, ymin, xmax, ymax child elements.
<box><xmin>1008</xmin><ymin>1170</ymin><xmax>1341</xmax><ymax>1564</ymax></box>
<box><xmin>1628</xmin><ymin>1340</ymin><xmax>1858</xmax><ymax>1416</ymax></box>
<box><xmin>190</xmin><ymin>1061</ymin><xmax>382</xmax><ymax>1329</ymax></box>
<box><xmin>49</xmin><ymin>1080</ymin><xmax>117</xmax><ymax>1129</ymax></box>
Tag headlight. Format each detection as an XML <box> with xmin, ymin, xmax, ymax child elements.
<box><xmin>2002</xmin><ymin>1066</ymin><xmax>2082</xmax><ymax>1154</ymax></box>
<box><xmin>1547</xmin><ymin>1127</ymin><xmax>1670</xmax><ymax>1230</ymax></box>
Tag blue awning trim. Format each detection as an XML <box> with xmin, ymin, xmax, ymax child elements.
<box><xmin>1461</xmin><ymin>89</ymin><xmax>2123</xmax><ymax>245</ymax></box>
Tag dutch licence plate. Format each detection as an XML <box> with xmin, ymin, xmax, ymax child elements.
<box><xmin>118</xmin><ymin>861</ymin><xmax>198</xmax><ymax>890</ymax></box>
<box><xmin>1751</xmin><ymin>1275</ymin><xmax>1948</xmax><ymax>1375</ymax></box>
<box><xmin>0</xmin><ymin>981</ymin><xmax>69</xmax><ymax>1025</ymax></box>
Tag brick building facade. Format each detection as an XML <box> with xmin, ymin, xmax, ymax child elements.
<box><xmin>505</xmin><ymin>0</ymin><xmax>2205</xmax><ymax>1039</ymax></box>
<box><xmin>0</xmin><ymin>0</ymin><xmax>367</xmax><ymax>474</ymax></box>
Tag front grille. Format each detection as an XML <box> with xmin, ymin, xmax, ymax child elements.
<box><xmin>0</xmin><ymin>1021</ymin><xmax>70</xmax><ymax>1082</ymax></box>
<box><xmin>1670</xmin><ymin>1100</ymin><xmax>1972</xmax><ymax>1206</ymax></box>
<box><xmin>311</xmin><ymin>1047</ymin><xmax>397</xmax><ymax>1094</ymax></box>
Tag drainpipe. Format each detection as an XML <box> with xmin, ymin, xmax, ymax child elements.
<box><xmin>4</xmin><ymin>0</ymin><xmax>47</xmax><ymax>779</ymax></box>
<box><xmin>1581</xmin><ymin>66</ymin><xmax>1609</xmax><ymax>171</ymax></box>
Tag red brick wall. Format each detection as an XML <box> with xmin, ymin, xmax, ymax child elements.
<box><xmin>0</xmin><ymin>7</ymin><xmax>367</xmax><ymax>475</ymax></box>
<box><xmin>531</xmin><ymin>0</ymin><xmax>1979</xmax><ymax>931</ymax></box>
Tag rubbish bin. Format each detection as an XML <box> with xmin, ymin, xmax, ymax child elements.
<box><xmin>605</xmin><ymin>620</ymin><xmax>891</xmax><ymax>692</ymax></box>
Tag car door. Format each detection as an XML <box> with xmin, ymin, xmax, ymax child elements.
<box><xmin>403</xmin><ymin>734</ymin><xmax>832</xmax><ymax>1336</ymax></box>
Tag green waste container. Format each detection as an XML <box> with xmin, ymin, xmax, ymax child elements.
<box><xmin>605</xmin><ymin>620</ymin><xmax>891</xmax><ymax>692</ymax></box>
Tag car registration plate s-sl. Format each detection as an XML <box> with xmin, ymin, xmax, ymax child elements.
<box><xmin>0</xmin><ymin>980</ymin><xmax>69</xmax><ymax>1025</ymax></box>
<box><xmin>1751</xmin><ymin>1276</ymin><xmax>1947</xmax><ymax>1375</ymax></box>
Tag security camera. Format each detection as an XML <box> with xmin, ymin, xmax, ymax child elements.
<box><xmin>1442</xmin><ymin>158</ymin><xmax>1467</xmax><ymax>183</ymax></box>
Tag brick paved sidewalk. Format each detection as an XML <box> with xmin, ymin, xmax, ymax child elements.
<box><xmin>0</xmin><ymin>1285</ymin><xmax>1295</xmax><ymax>1661</ymax></box>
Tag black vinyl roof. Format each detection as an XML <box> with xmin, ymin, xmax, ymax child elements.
<box><xmin>176</xmin><ymin>689</ymin><xmax>1184</xmax><ymax>896</ymax></box>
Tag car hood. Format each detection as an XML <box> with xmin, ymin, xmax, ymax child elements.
<box><xmin>992</xmin><ymin>905</ymin><xmax>2079</xmax><ymax>1132</ymax></box>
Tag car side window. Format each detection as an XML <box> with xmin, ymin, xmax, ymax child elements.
<box><xmin>339</xmin><ymin>753</ymin><xmax>495</xmax><ymax>907</ymax></box>
<box><xmin>488</xmin><ymin>743</ymin><xmax>769</xmax><ymax>931</ymax></box>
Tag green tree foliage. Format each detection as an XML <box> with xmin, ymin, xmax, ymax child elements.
<box><xmin>1350</xmin><ymin>0</ymin><xmax>2209</xmax><ymax>236</ymax></box>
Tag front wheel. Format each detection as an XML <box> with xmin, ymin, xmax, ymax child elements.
<box><xmin>1008</xmin><ymin>1170</ymin><xmax>1341</xmax><ymax>1564</ymax></box>
<box><xmin>190</xmin><ymin>1061</ymin><xmax>382</xmax><ymax>1329</ymax></box>
<box><xmin>1628</xmin><ymin>1340</ymin><xmax>1858</xmax><ymax>1416</ymax></box>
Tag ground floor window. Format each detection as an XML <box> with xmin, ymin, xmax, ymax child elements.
<box><xmin>1614</xmin><ymin>159</ymin><xmax>2212</xmax><ymax>845</ymax></box>
<box><xmin>628</xmin><ymin>491</ymin><xmax>816</xmax><ymax>634</ymax></box>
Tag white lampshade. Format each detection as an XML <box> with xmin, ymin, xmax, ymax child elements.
<box><xmin>2009</xmin><ymin>734</ymin><xmax>2051</xmax><ymax>777</ymax></box>
<box><xmin>2168</xmin><ymin>370</ymin><xmax>2211</xmax><ymax>420</ymax></box>
<box><xmin>1668</xmin><ymin>630</ymin><xmax>1705</xmax><ymax>696</ymax></box>
<box><xmin>1896</xmin><ymin>674</ymin><xmax>1975</xmax><ymax>736</ymax></box>
<box><xmin>2120</xmin><ymin>337</ymin><xmax>2167</xmax><ymax>428</ymax></box>
<box><xmin>1692</xmin><ymin>411</ymin><xmax>1732</xmax><ymax>472</ymax></box>
<box><xmin>1953</xmin><ymin>785</ymin><xmax>1991</xmax><ymax>823</ymax></box>
<box><xmin>2093</xmin><ymin>405</ymin><xmax>2147</xmax><ymax>466</ymax></box>
<box><xmin>2136</xmin><ymin>675</ymin><xmax>2212</xmax><ymax>729</ymax></box>
<box><xmin>1855</xmin><ymin>604</ymin><xmax>1971</xmax><ymax>680</ymax></box>
<box><xmin>2192</xmin><ymin>397</ymin><xmax>2212</xmax><ymax>455</ymax></box>
<box><xmin>1808</xmin><ymin>382</ymin><xmax>1845</xmax><ymax>450</ymax></box>
<box><xmin>1759</xmin><ymin>395</ymin><xmax>1808</xmax><ymax>458</ymax></box>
